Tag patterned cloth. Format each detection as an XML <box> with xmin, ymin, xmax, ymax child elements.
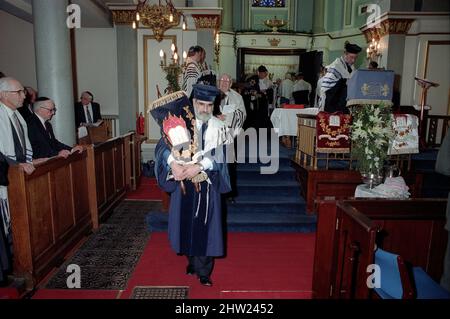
<box><xmin>316</xmin><ymin>111</ymin><xmax>352</xmax><ymax>152</ymax></box>
<box><xmin>388</xmin><ymin>114</ymin><xmax>419</xmax><ymax>155</ymax></box>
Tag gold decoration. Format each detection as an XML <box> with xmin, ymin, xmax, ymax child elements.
<box><xmin>111</xmin><ymin>10</ymin><xmax>136</xmax><ymax>25</ymax></box>
<box><xmin>138</xmin><ymin>3</ymin><xmax>182</xmax><ymax>42</ymax></box>
<box><xmin>192</xmin><ymin>14</ymin><xmax>221</xmax><ymax>29</ymax></box>
<box><xmin>268</xmin><ymin>38</ymin><xmax>281</xmax><ymax>47</ymax></box>
<box><xmin>264</xmin><ymin>16</ymin><xmax>287</xmax><ymax>32</ymax></box>
<box><xmin>361</xmin><ymin>18</ymin><xmax>415</xmax><ymax>43</ymax></box>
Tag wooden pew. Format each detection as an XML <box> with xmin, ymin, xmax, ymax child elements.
<box><xmin>313</xmin><ymin>199</ymin><xmax>448</xmax><ymax>299</ymax></box>
<box><xmin>7</xmin><ymin>132</ymin><xmax>144</xmax><ymax>289</ymax></box>
<box><xmin>93</xmin><ymin>136</ymin><xmax>128</xmax><ymax>222</ymax></box>
<box><xmin>292</xmin><ymin>161</ymin><xmax>423</xmax><ymax>214</ymax></box>
<box><xmin>8</xmin><ymin>150</ymin><xmax>98</xmax><ymax>289</ymax></box>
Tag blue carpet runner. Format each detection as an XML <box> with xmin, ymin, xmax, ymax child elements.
<box><xmin>147</xmin><ymin>132</ymin><xmax>316</xmax><ymax>233</ymax></box>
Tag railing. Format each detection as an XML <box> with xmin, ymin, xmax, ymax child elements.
<box><xmin>102</xmin><ymin>114</ymin><xmax>119</xmax><ymax>138</ymax></box>
<box><xmin>424</xmin><ymin>115</ymin><xmax>450</xmax><ymax>148</ymax></box>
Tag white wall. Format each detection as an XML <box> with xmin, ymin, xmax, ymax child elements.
<box><xmin>0</xmin><ymin>10</ymin><xmax>37</xmax><ymax>88</ymax></box>
<box><xmin>74</xmin><ymin>28</ymin><xmax>119</xmax><ymax>116</ymax></box>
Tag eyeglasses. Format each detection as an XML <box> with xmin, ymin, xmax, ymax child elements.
<box><xmin>5</xmin><ymin>89</ymin><xmax>26</xmax><ymax>95</ymax></box>
<box><xmin>41</xmin><ymin>106</ymin><xmax>57</xmax><ymax>113</ymax></box>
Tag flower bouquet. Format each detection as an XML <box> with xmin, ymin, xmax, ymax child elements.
<box><xmin>351</xmin><ymin>103</ymin><xmax>394</xmax><ymax>188</ymax></box>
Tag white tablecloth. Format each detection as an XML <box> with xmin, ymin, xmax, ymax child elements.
<box><xmin>270</xmin><ymin>108</ymin><xmax>318</xmax><ymax>136</ymax></box>
<box><xmin>354</xmin><ymin>184</ymin><xmax>409</xmax><ymax>198</ymax></box>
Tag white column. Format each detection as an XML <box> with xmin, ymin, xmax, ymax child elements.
<box><xmin>32</xmin><ymin>0</ymin><xmax>75</xmax><ymax>145</ymax></box>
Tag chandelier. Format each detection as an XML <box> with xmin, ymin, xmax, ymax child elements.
<box><xmin>366</xmin><ymin>38</ymin><xmax>382</xmax><ymax>62</ymax></box>
<box><xmin>132</xmin><ymin>0</ymin><xmax>187</xmax><ymax>42</ymax></box>
<box><xmin>264</xmin><ymin>16</ymin><xmax>287</xmax><ymax>33</ymax></box>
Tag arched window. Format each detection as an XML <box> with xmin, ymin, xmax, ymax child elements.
<box><xmin>252</xmin><ymin>0</ymin><xmax>286</xmax><ymax>8</ymax></box>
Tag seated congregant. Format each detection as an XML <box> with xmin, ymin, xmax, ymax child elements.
<box><xmin>18</xmin><ymin>86</ymin><xmax>37</xmax><ymax>120</ymax></box>
<box><xmin>74</xmin><ymin>91</ymin><xmax>102</xmax><ymax>128</ymax></box>
<box><xmin>27</xmin><ymin>97</ymin><xmax>83</xmax><ymax>159</ymax></box>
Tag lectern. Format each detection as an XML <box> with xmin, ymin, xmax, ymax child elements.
<box><xmin>78</xmin><ymin>121</ymin><xmax>109</xmax><ymax>145</ymax></box>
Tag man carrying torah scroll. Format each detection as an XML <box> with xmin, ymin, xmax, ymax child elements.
<box><xmin>150</xmin><ymin>84</ymin><xmax>232</xmax><ymax>287</ymax></box>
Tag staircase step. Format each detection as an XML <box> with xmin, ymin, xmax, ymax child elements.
<box><xmin>227</xmin><ymin>212</ymin><xmax>316</xmax><ymax>224</ymax></box>
<box><xmin>236</xmin><ymin>169</ymin><xmax>296</xmax><ymax>181</ymax></box>
<box><xmin>226</xmin><ymin>222</ymin><xmax>316</xmax><ymax>233</ymax></box>
<box><xmin>234</xmin><ymin>189</ymin><xmax>302</xmax><ymax>201</ymax></box>
<box><xmin>227</xmin><ymin>201</ymin><xmax>305</xmax><ymax>215</ymax></box>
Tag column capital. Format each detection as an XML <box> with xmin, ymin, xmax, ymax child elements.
<box><xmin>111</xmin><ymin>9</ymin><xmax>136</xmax><ymax>25</ymax></box>
<box><xmin>361</xmin><ymin>18</ymin><xmax>415</xmax><ymax>43</ymax></box>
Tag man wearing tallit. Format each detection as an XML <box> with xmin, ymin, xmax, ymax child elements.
<box><xmin>0</xmin><ymin>77</ymin><xmax>35</xmax><ymax>284</ymax></box>
<box><xmin>150</xmin><ymin>84</ymin><xmax>232</xmax><ymax>287</ymax></box>
<box><xmin>320</xmin><ymin>42</ymin><xmax>362</xmax><ymax>114</ymax></box>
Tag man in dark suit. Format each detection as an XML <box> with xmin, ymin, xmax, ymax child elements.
<box><xmin>74</xmin><ymin>91</ymin><xmax>102</xmax><ymax>128</ymax></box>
<box><xmin>27</xmin><ymin>97</ymin><xmax>83</xmax><ymax>159</ymax></box>
<box><xmin>18</xmin><ymin>86</ymin><xmax>37</xmax><ymax>120</ymax></box>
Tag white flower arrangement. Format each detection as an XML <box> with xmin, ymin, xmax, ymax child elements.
<box><xmin>351</xmin><ymin>103</ymin><xmax>394</xmax><ymax>176</ymax></box>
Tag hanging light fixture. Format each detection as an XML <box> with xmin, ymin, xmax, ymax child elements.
<box><xmin>133</xmin><ymin>0</ymin><xmax>186</xmax><ymax>42</ymax></box>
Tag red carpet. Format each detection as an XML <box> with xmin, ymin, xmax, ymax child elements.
<box><xmin>120</xmin><ymin>232</ymin><xmax>315</xmax><ymax>299</ymax></box>
<box><xmin>126</xmin><ymin>177</ymin><xmax>162</xmax><ymax>201</ymax></box>
<box><xmin>0</xmin><ymin>287</ymin><xmax>20</xmax><ymax>299</ymax></box>
<box><xmin>32</xmin><ymin>289</ymin><xmax>120</xmax><ymax>299</ymax></box>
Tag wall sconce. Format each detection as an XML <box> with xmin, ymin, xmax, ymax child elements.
<box><xmin>366</xmin><ymin>38</ymin><xmax>382</xmax><ymax>62</ymax></box>
<box><xmin>159</xmin><ymin>43</ymin><xmax>187</xmax><ymax>94</ymax></box>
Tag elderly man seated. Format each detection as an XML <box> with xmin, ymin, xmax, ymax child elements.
<box><xmin>27</xmin><ymin>97</ymin><xmax>83</xmax><ymax>159</ymax></box>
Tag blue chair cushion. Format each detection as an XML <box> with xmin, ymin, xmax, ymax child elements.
<box><xmin>413</xmin><ymin>267</ymin><xmax>450</xmax><ymax>299</ymax></box>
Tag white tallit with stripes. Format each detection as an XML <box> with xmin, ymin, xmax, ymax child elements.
<box><xmin>0</xmin><ymin>102</ymin><xmax>33</xmax><ymax>236</ymax></box>
<box><xmin>319</xmin><ymin>56</ymin><xmax>355</xmax><ymax>110</ymax></box>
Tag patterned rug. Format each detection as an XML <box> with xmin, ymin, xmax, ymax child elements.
<box><xmin>45</xmin><ymin>200</ymin><xmax>162</xmax><ymax>290</ymax></box>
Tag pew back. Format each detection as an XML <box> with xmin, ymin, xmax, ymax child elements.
<box><xmin>313</xmin><ymin>199</ymin><xmax>447</xmax><ymax>299</ymax></box>
<box><xmin>8</xmin><ymin>151</ymin><xmax>97</xmax><ymax>288</ymax></box>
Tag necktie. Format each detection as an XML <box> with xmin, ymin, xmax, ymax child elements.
<box><xmin>201</xmin><ymin>122</ymin><xmax>207</xmax><ymax>150</ymax></box>
<box><xmin>86</xmin><ymin>106</ymin><xmax>93</xmax><ymax>124</ymax></box>
<box><xmin>12</xmin><ymin>112</ymin><xmax>25</xmax><ymax>152</ymax></box>
<box><xmin>45</xmin><ymin>121</ymin><xmax>54</xmax><ymax>140</ymax></box>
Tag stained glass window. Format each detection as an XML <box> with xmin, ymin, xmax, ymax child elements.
<box><xmin>252</xmin><ymin>0</ymin><xmax>286</xmax><ymax>8</ymax></box>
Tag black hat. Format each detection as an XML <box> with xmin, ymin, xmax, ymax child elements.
<box><xmin>258</xmin><ymin>65</ymin><xmax>268</xmax><ymax>73</ymax></box>
<box><xmin>192</xmin><ymin>84</ymin><xmax>221</xmax><ymax>102</ymax></box>
<box><xmin>345</xmin><ymin>42</ymin><xmax>362</xmax><ymax>54</ymax></box>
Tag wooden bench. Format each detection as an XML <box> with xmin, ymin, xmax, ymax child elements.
<box><xmin>313</xmin><ymin>199</ymin><xmax>448</xmax><ymax>299</ymax></box>
<box><xmin>8</xmin><ymin>132</ymin><xmax>142</xmax><ymax>289</ymax></box>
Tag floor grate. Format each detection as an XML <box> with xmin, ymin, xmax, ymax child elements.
<box><xmin>130</xmin><ymin>286</ymin><xmax>189</xmax><ymax>299</ymax></box>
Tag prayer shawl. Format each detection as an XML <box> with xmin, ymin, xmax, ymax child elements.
<box><xmin>219</xmin><ymin>89</ymin><xmax>247</xmax><ymax>138</ymax></box>
<box><xmin>319</xmin><ymin>57</ymin><xmax>355</xmax><ymax>110</ymax></box>
<box><xmin>0</xmin><ymin>102</ymin><xmax>33</xmax><ymax>237</ymax></box>
<box><xmin>182</xmin><ymin>58</ymin><xmax>201</xmax><ymax>98</ymax></box>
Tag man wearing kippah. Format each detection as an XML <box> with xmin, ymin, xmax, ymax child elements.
<box><xmin>320</xmin><ymin>42</ymin><xmax>362</xmax><ymax>113</ymax></box>
<box><xmin>153</xmin><ymin>84</ymin><xmax>232</xmax><ymax>287</ymax></box>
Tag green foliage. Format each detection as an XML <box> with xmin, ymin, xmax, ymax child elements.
<box><xmin>162</xmin><ymin>64</ymin><xmax>182</xmax><ymax>94</ymax></box>
<box><xmin>351</xmin><ymin>103</ymin><xmax>394</xmax><ymax>175</ymax></box>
